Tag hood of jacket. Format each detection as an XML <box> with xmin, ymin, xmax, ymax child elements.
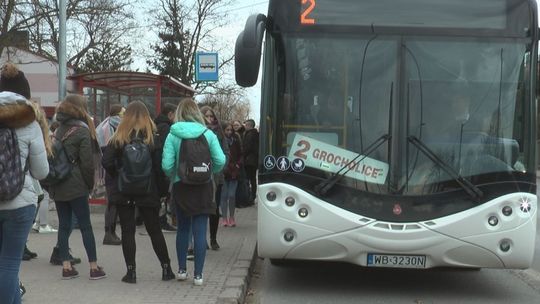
<box><xmin>55</xmin><ymin>98</ymin><xmax>89</xmax><ymax>123</ymax></box>
<box><xmin>169</xmin><ymin>121</ymin><xmax>207</xmax><ymax>139</ymax></box>
<box><xmin>0</xmin><ymin>91</ymin><xmax>35</xmax><ymax>128</ymax></box>
<box><xmin>155</xmin><ymin>114</ymin><xmax>172</xmax><ymax>126</ymax></box>
<box><xmin>55</xmin><ymin>112</ymin><xmax>90</xmax><ymax>127</ymax></box>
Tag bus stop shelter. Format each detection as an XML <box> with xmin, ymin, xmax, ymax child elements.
<box><xmin>68</xmin><ymin>71</ymin><xmax>195</xmax><ymax>120</ymax></box>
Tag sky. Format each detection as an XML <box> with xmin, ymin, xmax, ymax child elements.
<box><xmin>209</xmin><ymin>0</ymin><xmax>269</xmax><ymax>124</ymax></box>
<box><xmin>133</xmin><ymin>0</ymin><xmax>270</xmax><ymax>124</ymax></box>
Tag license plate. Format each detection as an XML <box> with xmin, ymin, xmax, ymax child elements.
<box><xmin>367</xmin><ymin>253</ymin><xmax>426</xmax><ymax>268</ymax></box>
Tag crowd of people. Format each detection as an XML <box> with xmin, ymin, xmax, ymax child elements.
<box><xmin>0</xmin><ymin>62</ymin><xmax>259</xmax><ymax>303</ymax></box>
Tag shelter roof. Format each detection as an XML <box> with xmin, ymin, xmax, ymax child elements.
<box><xmin>67</xmin><ymin>71</ymin><xmax>195</xmax><ymax>97</ymax></box>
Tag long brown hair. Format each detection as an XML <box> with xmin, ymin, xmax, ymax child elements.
<box><xmin>175</xmin><ymin>98</ymin><xmax>205</xmax><ymax>125</ymax></box>
<box><xmin>110</xmin><ymin>100</ymin><xmax>156</xmax><ymax>147</ymax></box>
<box><xmin>57</xmin><ymin>94</ymin><xmax>97</xmax><ymax>140</ymax></box>
<box><xmin>30</xmin><ymin>101</ymin><xmax>53</xmax><ymax>157</ymax></box>
<box><xmin>200</xmin><ymin>105</ymin><xmax>224</xmax><ymax>139</ymax></box>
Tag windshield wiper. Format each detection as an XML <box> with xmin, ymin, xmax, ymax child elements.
<box><xmin>407</xmin><ymin>136</ymin><xmax>483</xmax><ymax>199</ymax></box>
<box><xmin>314</xmin><ymin>134</ymin><xmax>390</xmax><ymax>196</ymax></box>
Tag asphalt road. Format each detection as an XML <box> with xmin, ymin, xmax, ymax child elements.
<box><xmin>244</xmin><ymin>188</ymin><xmax>540</xmax><ymax>304</ymax></box>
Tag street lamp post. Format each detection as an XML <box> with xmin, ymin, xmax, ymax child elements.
<box><xmin>58</xmin><ymin>0</ymin><xmax>67</xmax><ymax>100</ymax></box>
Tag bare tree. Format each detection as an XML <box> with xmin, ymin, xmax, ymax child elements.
<box><xmin>3</xmin><ymin>0</ymin><xmax>137</xmax><ymax>71</ymax></box>
<box><xmin>198</xmin><ymin>83</ymin><xmax>250</xmax><ymax>122</ymax></box>
<box><xmin>147</xmin><ymin>0</ymin><xmax>235</xmax><ymax>91</ymax></box>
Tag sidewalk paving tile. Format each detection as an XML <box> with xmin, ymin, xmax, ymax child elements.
<box><xmin>20</xmin><ymin>205</ymin><xmax>257</xmax><ymax>304</ymax></box>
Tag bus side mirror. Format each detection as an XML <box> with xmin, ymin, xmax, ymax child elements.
<box><xmin>235</xmin><ymin>14</ymin><xmax>266</xmax><ymax>87</ymax></box>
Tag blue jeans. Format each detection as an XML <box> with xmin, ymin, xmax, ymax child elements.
<box><xmin>0</xmin><ymin>205</ymin><xmax>36</xmax><ymax>304</ymax></box>
<box><xmin>56</xmin><ymin>195</ymin><xmax>97</xmax><ymax>262</ymax></box>
<box><xmin>176</xmin><ymin>208</ymin><xmax>208</xmax><ymax>277</ymax></box>
<box><xmin>220</xmin><ymin>180</ymin><xmax>238</xmax><ymax>218</ymax></box>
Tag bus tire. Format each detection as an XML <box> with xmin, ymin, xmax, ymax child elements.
<box><xmin>269</xmin><ymin>258</ymin><xmax>291</xmax><ymax>267</ymax></box>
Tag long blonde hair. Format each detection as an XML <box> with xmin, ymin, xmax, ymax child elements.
<box><xmin>110</xmin><ymin>100</ymin><xmax>155</xmax><ymax>147</ymax></box>
<box><xmin>30</xmin><ymin>101</ymin><xmax>53</xmax><ymax>157</ymax></box>
<box><xmin>175</xmin><ymin>98</ymin><xmax>205</xmax><ymax>125</ymax></box>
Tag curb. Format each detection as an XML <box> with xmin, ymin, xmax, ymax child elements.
<box><xmin>510</xmin><ymin>268</ymin><xmax>540</xmax><ymax>292</ymax></box>
<box><xmin>217</xmin><ymin>238</ymin><xmax>258</xmax><ymax>304</ymax></box>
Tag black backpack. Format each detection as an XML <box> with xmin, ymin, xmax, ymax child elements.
<box><xmin>0</xmin><ymin>126</ymin><xmax>26</xmax><ymax>202</ymax></box>
<box><xmin>118</xmin><ymin>138</ymin><xmax>153</xmax><ymax>195</ymax></box>
<box><xmin>177</xmin><ymin>130</ymin><xmax>212</xmax><ymax>185</ymax></box>
<box><xmin>41</xmin><ymin>126</ymin><xmax>80</xmax><ymax>187</ymax></box>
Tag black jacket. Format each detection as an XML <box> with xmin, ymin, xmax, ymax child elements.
<box><xmin>101</xmin><ymin>135</ymin><xmax>161</xmax><ymax>207</ymax></box>
<box><xmin>154</xmin><ymin>114</ymin><xmax>172</xmax><ymax>196</ymax></box>
<box><xmin>243</xmin><ymin>128</ymin><xmax>259</xmax><ymax>167</ymax></box>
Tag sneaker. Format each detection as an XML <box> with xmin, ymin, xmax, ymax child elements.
<box><xmin>32</xmin><ymin>223</ymin><xmax>39</xmax><ymax>232</ymax></box>
<box><xmin>39</xmin><ymin>225</ymin><xmax>58</xmax><ymax>233</ymax></box>
<box><xmin>229</xmin><ymin>218</ymin><xmax>236</xmax><ymax>227</ymax></box>
<box><xmin>161</xmin><ymin>222</ymin><xmax>177</xmax><ymax>233</ymax></box>
<box><xmin>19</xmin><ymin>281</ymin><xmax>26</xmax><ymax>298</ymax></box>
<box><xmin>194</xmin><ymin>275</ymin><xmax>203</xmax><ymax>286</ymax></box>
<box><xmin>90</xmin><ymin>266</ymin><xmax>107</xmax><ymax>280</ymax></box>
<box><xmin>177</xmin><ymin>269</ymin><xmax>188</xmax><ymax>281</ymax></box>
<box><xmin>210</xmin><ymin>239</ymin><xmax>220</xmax><ymax>250</ymax></box>
<box><xmin>62</xmin><ymin>267</ymin><xmax>79</xmax><ymax>279</ymax></box>
<box><xmin>187</xmin><ymin>248</ymin><xmax>194</xmax><ymax>261</ymax></box>
<box><xmin>220</xmin><ymin>218</ymin><xmax>228</xmax><ymax>227</ymax></box>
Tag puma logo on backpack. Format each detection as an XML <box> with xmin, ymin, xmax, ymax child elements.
<box><xmin>0</xmin><ymin>126</ymin><xmax>26</xmax><ymax>202</ymax></box>
<box><xmin>178</xmin><ymin>129</ymin><xmax>212</xmax><ymax>185</ymax></box>
<box><xmin>118</xmin><ymin>138</ymin><xmax>153</xmax><ymax>195</ymax></box>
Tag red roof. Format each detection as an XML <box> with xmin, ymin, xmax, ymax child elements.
<box><xmin>67</xmin><ymin>71</ymin><xmax>195</xmax><ymax>97</ymax></box>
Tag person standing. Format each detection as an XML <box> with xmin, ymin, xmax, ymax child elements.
<box><xmin>0</xmin><ymin>63</ymin><xmax>48</xmax><ymax>303</ymax></box>
<box><xmin>200</xmin><ymin>106</ymin><xmax>229</xmax><ymax>250</ymax></box>
<box><xmin>232</xmin><ymin>120</ymin><xmax>245</xmax><ymax>140</ymax></box>
<box><xmin>154</xmin><ymin>103</ymin><xmax>178</xmax><ymax>232</ymax></box>
<box><xmin>102</xmin><ymin>100</ymin><xmax>175</xmax><ymax>284</ymax></box>
<box><xmin>48</xmin><ymin>94</ymin><xmax>106</xmax><ymax>280</ymax></box>
<box><xmin>29</xmin><ymin>101</ymin><xmax>57</xmax><ymax>234</ymax></box>
<box><xmin>162</xmin><ymin>99</ymin><xmax>225</xmax><ymax>286</ymax></box>
<box><xmin>220</xmin><ymin>121</ymin><xmax>242</xmax><ymax>227</ymax></box>
<box><xmin>96</xmin><ymin>104</ymin><xmax>124</xmax><ymax>245</ymax></box>
<box><xmin>243</xmin><ymin>119</ymin><xmax>259</xmax><ymax>204</ymax></box>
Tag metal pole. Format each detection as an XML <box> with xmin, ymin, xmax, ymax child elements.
<box><xmin>58</xmin><ymin>0</ymin><xmax>67</xmax><ymax>100</ymax></box>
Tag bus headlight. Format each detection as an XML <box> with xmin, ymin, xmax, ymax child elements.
<box><xmin>500</xmin><ymin>240</ymin><xmax>511</xmax><ymax>252</ymax></box>
<box><xmin>488</xmin><ymin>216</ymin><xmax>499</xmax><ymax>226</ymax></box>
<box><xmin>285</xmin><ymin>196</ymin><xmax>295</xmax><ymax>207</ymax></box>
<box><xmin>284</xmin><ymin>230</ymin><xmax>295</xmax><ymax>242</ymax></box>
<box><xmin>502</xmin><ymin>206</ymin><xmax>512</xmax><ymax>216</ymax></box>
<box><xmin>266</xmin><ymin>191</ymin><xmax>277</xmax><ymax>201</ymax></box>
<box><xmin>298</xmin><ymin>208</ymin><xmax>308</xmax><ymax>218</ymax></box>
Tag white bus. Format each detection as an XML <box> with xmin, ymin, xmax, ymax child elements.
<box><xmin>235</xmin><ymin>0</ymin><xmax>538</xmax><ymax>269</ymax></box>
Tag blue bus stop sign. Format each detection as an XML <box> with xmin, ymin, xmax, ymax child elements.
<box><xmin>195</xmin><ymin>52</ymin><xmax>219</xmax><ymax>82</ymax></box>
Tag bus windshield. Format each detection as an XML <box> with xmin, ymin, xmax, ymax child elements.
<box><xmin>271</xmin><ymin>32</ymin><xmax>533</xmax><ymax>196</ymax></box>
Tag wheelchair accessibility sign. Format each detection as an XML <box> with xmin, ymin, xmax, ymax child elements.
<box><xmin>264</xmin><ymin>155</ymin><xmax>276</xmax><ymax>170</ymax></box>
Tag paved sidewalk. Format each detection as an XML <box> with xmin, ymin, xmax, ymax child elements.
<box><xmin>20</xmin><ymin>205</ymin><xmax>257</xmax><ymax>304</ymax></box>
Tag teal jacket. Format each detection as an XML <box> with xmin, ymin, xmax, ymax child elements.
<box><xmin>162</xmin><ymin>121</ymin><xmax>226</xmax><ymax>183</ymax></box>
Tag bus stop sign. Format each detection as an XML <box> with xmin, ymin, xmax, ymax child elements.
<box><xmin>195</xmin><ymin>52</ymin><xmax>219</xmax><ymax>82</ymax></box>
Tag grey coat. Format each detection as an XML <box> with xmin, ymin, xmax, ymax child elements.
<box><xmin>0</xmin><ymin>92</ymin><xmax>49</xmax><ymax>210</ymax></box>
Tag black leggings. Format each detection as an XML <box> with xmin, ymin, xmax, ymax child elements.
<box><xmin>117</xmin><ymin>204</ymin><xmax>171</xmax><ymax>267</ymax></box>
<box><xmin>245</xmin><ymin>165</ymin><xmax>257</xmax><ymax>201</ymax></box>
<box><xmin>209</xmin><ymin>184</ymin><xmax>222</xmax><ymax>241</ymax></box>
